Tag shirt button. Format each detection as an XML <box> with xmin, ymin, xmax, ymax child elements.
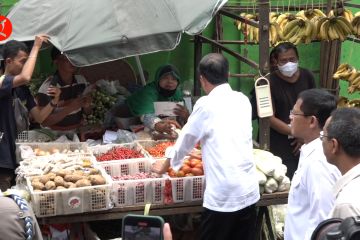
<box><xmin>18</xmin><ymin>211</ymin><xmax>24</xmax><ymax>218</ymax></box>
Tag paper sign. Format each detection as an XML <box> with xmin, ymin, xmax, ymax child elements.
<box><xmin>154</xmin><ymin>101</ymin><xmax>183</xmax><ymax>117</ymax></box>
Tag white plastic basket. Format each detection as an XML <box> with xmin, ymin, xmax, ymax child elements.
<box><xmin>16</xmin><ymin>130</ymin><xmax>54</xmax><ymax>143</ymax></box>
<box><xmin>101</xmin><ymin>159</ymin><xmax>163</xmax><ymax>207</ymax></box>
<box><xmin>169</xmin><ymin>176</ymin><xmax>205</xmax><ymax>203</ymax></box>
<box><xmin>90</xmin><ymin>143</ymin><xmax>151</xmax><ymax>163</ymax></box>
<box><xmin>100</xmin><ymin>158</ymin><xmax>151</xmax><ymax>177</ymax></box>
<box><xmin>26</xmin><ymin>168</ymin><xmax>112</xmax><ymax>217</ymax></box>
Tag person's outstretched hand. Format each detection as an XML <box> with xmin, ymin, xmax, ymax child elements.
<box><xmin>173</xmin><ymin>104</ymin><xmax>189</xmax><ymax>120</ymax></box>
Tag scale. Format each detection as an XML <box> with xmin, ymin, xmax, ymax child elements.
<box><xmin>255</xmin><ymin>76</ymin><xmax>273</xmax><ymax>118</ymax></box>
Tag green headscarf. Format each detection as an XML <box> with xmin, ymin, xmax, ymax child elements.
<box><xmin>126</xmin><ymin>64</ymin><xmax>183</xmax><ymax>116</ymax></box>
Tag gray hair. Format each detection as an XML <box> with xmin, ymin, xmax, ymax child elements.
<box><xmin>327</xmin><ymin>108</ymin><xmax>360</xmax><ymax>158</ymax></box>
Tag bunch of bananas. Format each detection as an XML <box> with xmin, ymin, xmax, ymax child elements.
<box><xmin>282</xmin><ymin>17</ymin><xmax>316</xmax><ymax>44</ymax></box>
<box><xmin>317</xmin><ymin>16</ymin><xmax>353</xmax><ymax>41</ymax></box>
<box><xmin>333</xmin><ymin>63</ymin><xmax>360</xmax><ymax>94</ymax></box>
<box><xmin>234</xmin><ymin>13</ymin><xmax>259</xmax><ymax>43</ymax></box>
<box><xmin>338</xmin><ymin>97</ymin><xmax>360</xmax><ymax>108</ymax></box>
<box><xmin>269</xmin><ymin>22</ymin><xmax>284</xmax><ymax>46</ymax></box>
<box><xmin>296</xmin><ymin>9</ymin><xmax>326</xmax><ymax>21</ymax></box>
<box><xmin>328</xmin><ymin>8</ymin><xmax>354</xmax><ymax>22</ymax></box>
<box><xmin>351</xmin><ymin>12</ymin><xmax>360</xmax><ymax>37</ymax></box>
<box><xmin>276</xmin><ymin>13</ymin><xmax>297</xmax><ymax>31</ymax></box>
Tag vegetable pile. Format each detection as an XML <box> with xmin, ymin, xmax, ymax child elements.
<box><xmin>145</xmin><ymin>141</ymin><xmax>175</xmax><ymax>157</ymax></box>
<box><xmin>112</xmin><ymin>172</ymin><xmax>159</xmax><ymax>181</ymax></box>
<box><xmin>96</xmin><ymin>146</ymin><xmax>144</xmax><ymax>161</ymax></box>
<box><xmin>85</xmin><ymin>89</ymin><xmax>117</xmax><ymax>125</ymax></box>
<box><xmin>253</xmin><ymin>149</ymin><xmax>291</xmax><ymax>194</ymax></box>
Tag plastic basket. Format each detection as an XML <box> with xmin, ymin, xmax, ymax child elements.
<box><xmin>100</xmin><ymin>158</ymin><xmax>151</xmax><ymax>177</ymax></box>
<box><xmin>101</xmin><ymin>159</ymin><xmax>164</xmax><ymax>207</ymax></box>
<box><xmin>26</xmin><ymin>168</ymin><xmax>112</xmax><ymax>217</ymax></box>
<box><xmin>169</xmin><ymin>176</ymin><xmax>205</xmax><ymax>203</ymax></box>
<box><xmin>18</xmin><ymin>142</ymin><xmax>89</xmax><ymax>154</ymax></box>
<box><xmin>90</xmin><ymin>143</ymin><xmax>151</xmax><ymax>163</ymax></box>
<box><xmin>16</xmin><ymin>130</ymin><xmax>54</xmax><ymax>143</ymax></box>
<box><xmin>135</xmin><ymin>140</ymin><xmax>175</xmax><ymax>159</ymax></box>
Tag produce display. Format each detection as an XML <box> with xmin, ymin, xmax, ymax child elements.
<box><xmin>84</xmin><ymin>89</ymin><xmax>117</xmax><ymax>125</ymax></box>
<box><xmin>145</xmin><ymin>141</ymin><xmax>175</xmax><ymax>157</ymax></box>
<box><xmin>235</xmin><ymin>8</ymin><xmax>356</xmax><ymax>46</ymax></box>
<box><xmin>96</xmin><ymin>146</ymin><xmax>144</xmax><ymax>161</ymax></box>
<box><xmin>30</xmin><ymin>168</ymin><xmax>107</xmax><ymax>191</ymax></box>
<box><xmin>253</xmin><ymin>149</ymin><xmax>291</xmax><ymax>194</ymax></box>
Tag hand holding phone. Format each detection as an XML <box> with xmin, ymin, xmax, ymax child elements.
<box><xmin>122</xmin><ymin>214</ymin><xmax>165</xmax><ymax>240</ymax></box>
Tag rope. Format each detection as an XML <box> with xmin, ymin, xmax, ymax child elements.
<box><xmin>6</xmin><ymin>194</ymin><xmax>34</xmax><ymax>240</ymax></box>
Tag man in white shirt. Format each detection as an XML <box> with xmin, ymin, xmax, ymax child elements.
<box><xmin>322</xmin><ymin>108</ymin><xmax>360</xmax><ymax>219</ymax></box>
<box><xmin>284</xmin><ymin>89</ymin><xmax>341</xmax><ymax>240</ymax></box>
<box><xmin>153</xmin><ymin>53</ymin><xmax>259</xmax><ymax>240</ymax></box>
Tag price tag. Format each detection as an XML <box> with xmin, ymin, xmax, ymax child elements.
<box><xmin>255</xmin><ymin>77</ymin><xmax>273</xmax><ymax>118</ymax></box>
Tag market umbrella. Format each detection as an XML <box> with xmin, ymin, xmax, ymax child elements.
<box><xmin>1</xmin><ymin>0</ymin><xmax>227</xmax><ymax>67</ymax></box>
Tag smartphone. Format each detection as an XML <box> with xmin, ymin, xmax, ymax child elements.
<box><xmin>122</xmin><ymin>214</ymin><xmax>164</xmax><ymax>240</ymax></box>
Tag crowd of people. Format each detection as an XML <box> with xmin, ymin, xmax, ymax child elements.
<box><xmin>1</xmin><ymin>35</ymin><xmax>360</xmax><ymax>240</ymax></box>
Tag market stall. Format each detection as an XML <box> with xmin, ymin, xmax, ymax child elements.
<box><xmin>15</xmin><ymin>139</ymin><xmax>290</xmax><ymax>239</ymax></box>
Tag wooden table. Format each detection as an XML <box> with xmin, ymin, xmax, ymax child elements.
<box><xmin>38</xmin><ymin>191</ymin><xmax>288</xmax><ymax>225</ymax></box>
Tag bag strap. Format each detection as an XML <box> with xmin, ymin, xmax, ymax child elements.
<box><xmin>4</xmin><ymin>193</ymin><xmax>34</xmax><ymax>240</ymax></box>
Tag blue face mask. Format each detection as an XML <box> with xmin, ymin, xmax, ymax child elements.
<box><xmin>278</xmin><ymin>62</ymin><xmax>298</xmax><ymax>77</ymax></box>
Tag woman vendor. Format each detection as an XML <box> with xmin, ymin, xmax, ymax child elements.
<box><xmin>108</xmin><ymin>64</ymin><xmax>189</xmax><ymax>139</ymax></box>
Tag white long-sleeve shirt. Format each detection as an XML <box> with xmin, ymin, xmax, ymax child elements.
<box><xmin>168</xmin><ymin>83</ymin><xmax>259</xmax><ymax>212</ymax></box>
<box><xmin>330</xmin><ymin>163</ymin><xmax>360</xmax><ymax>219</ymax></box>
<box><xmin>284</xmin><ymin>138</ymin><xmax>341</xmax><ymax>240</ymax></box>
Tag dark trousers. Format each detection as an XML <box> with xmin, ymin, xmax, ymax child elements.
<box><xmin>200</xmin><ymin>204</ymin><xmax>257</xmax><ymax>240</ymax></box>
<box><xmin>0</xmin><ymin>168</ymin><xmax>15</xmax><ymax>192</ymax></box>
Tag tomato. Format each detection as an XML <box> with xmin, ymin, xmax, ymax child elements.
<box><xmin>181</xmin><ymin>165</ymin><xmax>192</xmax><ymax>174</ymax></box>
<box><xmin>183</xmin><ymin>159</ymin><xmax>191</xmax><ymax>166</ymax></box>
<box><xmin>194</xmin><ymin>163</ymin><xmax>203</xmax><ymax>169</ymax></box>
<box><xmin>176</xmin><ymin>170</ymin><xmax>185</xmax><ymax>177</ymax></box>
<box><xmin>185</xmin><ymin>173</ymin><xmax>194</xmax><ymax>177</ymax></box>
<box><xmin>191</xmin><ymin>167</ymin><xmax>204</xmax><ymax>176</ymax></box>
<box><xmin>189</xmin><ymin>159</ymin><xmax>201</xmax><ymax>168</ymax></box>
<box><xmin>168</xmin><ymin>169</ymin><xmax>177</xmax><ymax>177</ymax></box>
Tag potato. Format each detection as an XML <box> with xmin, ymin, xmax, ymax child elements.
<box><xmin>32</xmin><ymin>181</ymin><xmax>45</xmax><ymax>190</ymax></box>
<box><xmin>54</xmin><ymin>176</ymin><xmax>65</xmax><ymax>187</ymax></box>
<box><xmin>56</xmin><ymin>169</ymin><xmax>71</xmax><ymax>178</ymax></box>
<box><xmin>63</xmin><ymin>181</ymin><xmax>73</xmax><ymax>188</ymax></box>
<box><xmin>50</xmin><ymin>148</ymin><xmax>60</xmax><ymax>154</ymax></box>
<box><xmin>75</xmin><ymin>179</ymin><xmax>92</xmax><ymax>188</ymax></box>
<box><xmin>89</xmin><ymin>175</ymin><xmax>106</xmax><ymax>185</ymax></box>
<box><xmin>31</xmin><ymin>176</ymin><xmax>40</xmax><ymax>182</ymax></box>
<box><xmin>88</xmin><ymin>168</ymin><xmax>100</xmax><ymax>175</ymax></box>
<box><xmin>56</xmin><ymin>186</ymin><xmax>66</xmax><ymax>190</ymax></box>
<box><xmin>34</xmin><ymin>189</ymin><xmax>43</xmax><ymax>192</ymax></box>
<box><xmin>39</xmin><ymin>175</ymin><xmax>50</xmax><ymax>184</ymax></box>
<box><xmin>45</xmin><ymin>181</ymin><xmax>56</xmax><ymax>190</ymax></box>
<box><xmin>46</xmin><ymin>172</ymin><xmax>57</xmax><ymax>180</ymax></box>
<box><xmin>64</xmin><ymin>174</ymin><xmax>84</xmax><ymax>183</ymax></box>
<box><xmin>67</xmin><ymin>183</ymin><xmax>77</xmax><ymax>189</ymax></box>
<box><xmin>73</xmin><ymin>170</ymin><xmax>85</xmax><ymax>176</ymax></box>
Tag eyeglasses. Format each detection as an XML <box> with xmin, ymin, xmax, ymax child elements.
<box><xmin>319</xmin><ymin>131</ymin><xmax>330</xmax><ymax>141</ymax></box>
<box><xmin>289</xmin><ymin>109</ymin><xmax>310</xmax><ymax>117</ymax></box>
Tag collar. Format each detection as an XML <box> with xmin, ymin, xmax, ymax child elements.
<box><xmin>208</xmin><ymin>83</ymin><xmax>231</xmax><ymax>96</ymax></box>
<box><xmin>333</xmin><ymin>163</ymin><xmax>360</xmax><ymax>198</ymax></box>
<box><xmin>299</xmin><ymin>138</ymin><xmax>321</xmax><ymax>167</ymax></box>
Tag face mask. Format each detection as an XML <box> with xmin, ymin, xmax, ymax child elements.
<box><xmin>158</xmin><ymin>86</ymin><xmax>177</xmax><ymax>97</ymax></box>
<box><xmin>278</xmin><ymin>62</ymin><xmax>298</xmax><ymax>77</ymax></box>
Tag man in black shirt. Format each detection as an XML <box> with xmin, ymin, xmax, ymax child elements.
<box><xmin>269</xmin><ymin>42</ymin><xmax>316</xmax><ymax>179</ymax></box>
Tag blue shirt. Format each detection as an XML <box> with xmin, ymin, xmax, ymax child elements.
<box><xmin>0</xmin><ymin>75</ymin><xmax>36</xmax><ymax>169</ymax></box>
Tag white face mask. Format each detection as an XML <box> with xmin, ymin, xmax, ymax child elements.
<box><xmin>278</xmin><ymin>62</ymin><xmax>298</xmax><ymax>77</ymax></box>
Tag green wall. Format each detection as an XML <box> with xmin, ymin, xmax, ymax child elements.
<box><xmin>4</xmin><ymin>0</ymin><xmax>359</xmax><ymax>99</ymax></box>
